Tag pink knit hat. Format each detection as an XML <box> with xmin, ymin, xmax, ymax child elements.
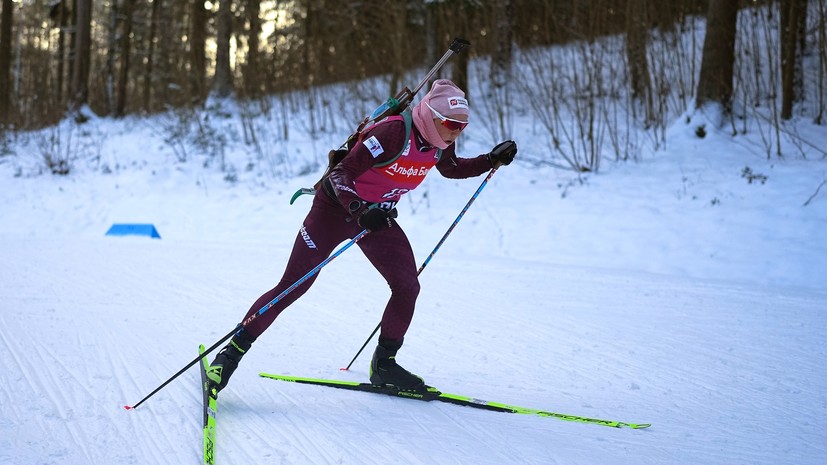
<box><xmin>413</xmin><ymin>79</ymin><xmax>469</xmax><ymax>149</ymax></box>
<box><xmin>423</xmin><ymin>79</ymin><xmax>470</xmax><ymax>118</ymax></box>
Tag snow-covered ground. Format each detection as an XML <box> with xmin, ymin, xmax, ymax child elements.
<box><xmin>1</xmin><ymin>68</ymin><xmax>826</xmax><ymax>465</ymax></box>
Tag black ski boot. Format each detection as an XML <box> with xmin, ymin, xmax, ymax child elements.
<box><xmin>369</xmin><ymin>337</ymin><xmax>427</xmax><ymax>391</ymax></box>
<box><xmin>207</xmin><ymin>330</ymin><xmax>255</xmax><ymax>392</ymax></box>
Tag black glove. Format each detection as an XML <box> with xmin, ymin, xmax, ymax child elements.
<box><xmin>488</xmin><ymin>140</ymin><xmax>517</xmax><ymax>166</ymax></box>
<box><xmin>357</xmin><ymin>207</ymin><xmax>393</xmax><ymax>232</ymax></box>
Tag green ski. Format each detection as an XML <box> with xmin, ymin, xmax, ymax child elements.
<box><xmin>199</xmin><ymin>345</ymin><xmax>218</xmax><ymax>464</ymax></box>
<box><xmin>259</xmin><ymin>373</ymin><xmax>651</xmax><ymax>429</ymax></box>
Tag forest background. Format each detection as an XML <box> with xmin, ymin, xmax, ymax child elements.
<box><xmin>0</xmin><ymin>0</ymin><xmax>824</xmax><ymax>174</ymax></box>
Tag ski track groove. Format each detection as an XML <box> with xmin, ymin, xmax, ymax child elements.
<box><xmin>30</xmin><ymin>334</ymin><xmax>98</xmax><ymax>463</ymax></box>
<box><xmin>103</xmin><ymin>325</ymin><xmax>182</xmax><ymax>465</ymax></box>
<box><xmin>3</xmin><ymin>231</ymin><xmax>826</xmax><ymax>464</ymax></box>
<box><xmin>257</xmin><ymin>390</ymin><xmax>323</xmax><ymax>464</ymax></box>
<box><xmin>0</xmin><ymin>314</ymin><xmax>30</xmax><ymax>434</ymax></box>
<box><xmin>224</xmin><ymin>406</ymin><xmax>273</xmax><ymax>464</ymax></box>
<box><xmin>429</xmin><ymin>404</ymin><xmax>531</xmax><ymax>465</ymax></box>
<box><xmin>246</xmin><ymin>379</ymin><xmax>467</xmax><ymax>465</ymax></box>
<box><xmin>3</xmin><ymin>318</ymin><xmax>96</xmax><ymax>464</ymax></box>
<box><xmin>60</xmin><ymin>244</ymin><xmax>192</xmax><ymax>464</ymax></box>
<box><xmin>230</xmin><ymin>391</ymin><xmax>330</xmax><ymax>464</ymax></box>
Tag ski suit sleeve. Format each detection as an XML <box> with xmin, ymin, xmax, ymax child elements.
<box><xmin>327</xmin><ymin>120</ymin><xmax>408</xmax><ymax>213</ymax></box>
<box><xmin>435</xmin><ymin>144</ymin><xmax>494</xmax><ymax>179</ymax></box>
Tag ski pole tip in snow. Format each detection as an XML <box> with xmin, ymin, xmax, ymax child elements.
<box><xmin>123</xmin><ymin>405</ymin><xmax>136</xmax><ymax>411</ymax></box>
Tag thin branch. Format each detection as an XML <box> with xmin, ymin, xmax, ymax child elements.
<box><xmin>750</xmin><ymin>109</ymin><xmax>827</xmax><ymax>158</ymax></box>
<box><xmin>803</xmin><ymin>179</ymin><xmax>827</xmax><ymax>206</ymax></box>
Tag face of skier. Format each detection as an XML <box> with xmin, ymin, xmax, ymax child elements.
<box><xmin>426</xmin><ymin>101</ymin><xmax>469</xmax><ymax>145</ymax></box>
<box><xmin>435</xmin><ymin>113</ymin><xmax>468</xmax><ymax>145</ymax></box>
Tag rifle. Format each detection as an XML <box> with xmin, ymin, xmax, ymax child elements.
<box><xmin>290</xmin><ymin>38</ymin><xmax>471</xmax><ymax>204</ymax></box>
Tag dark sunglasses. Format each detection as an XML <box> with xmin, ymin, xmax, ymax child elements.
<box><xmin>426</xmin><ymin>102</ymin><xmax>469</xmax><ymax>131</ymax></box>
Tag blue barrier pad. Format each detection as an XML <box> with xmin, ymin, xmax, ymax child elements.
<box><xmin>105</xmin><ymin>223</ymin><xmax>161</xmax><ymax>239</ymax></box>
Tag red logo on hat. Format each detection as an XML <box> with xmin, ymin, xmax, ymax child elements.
<box><xmin>447</xmin><ymin>96</ymin><xmax>468</xmax><ymax>110</ymax></box>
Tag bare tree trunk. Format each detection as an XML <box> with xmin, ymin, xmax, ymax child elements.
<box><xmin>695</xmin><ymin>0</ymin><xmax>738</xmax><ymax>114</ymax></box>
<box><xmin>424</xmin><ymin>0</ymin><xmax>437</xmax><ymax>71</ymax></box>
<box><xmin>303</xmin><ymin>0</ymin><xmax>315</xmax><ymax>88</ymax></box>
<box><xmin>795</xmin><ymin>0</ymin><xmax>807</xmax><ymax>116</ymax></box>
<box><xmin>70</xmin><ymin>0</ymin><xmax>92</xmax><ymax>114</ymax></box>
<box><xmin>488</xmin><ymin>0</ymin><xmax>514</xmax><ymax>140</ymax></box>
<box><xmin>780</xmin><ymin>0</ymin><xmax>804</xmax><ymax>119</ymax></box>
<box><xmin>451</xmin><ymin>1</ymin><xmax>473</xmax><ymax>96</ymax></box>
<box><xmin>144</xmin><ymin>0</ymin><xmax>161</xmax><ymax>110</ymax></box>
<box><xmin>190</xmin><ymin>0</ymin><xmax>207</xmax><ymax>102</ymax></box>
<box><xmin>388</xmin><ymin>0</ymin><xmax>407</xmax><ymax>95</ymax></box>
<box><xmin>626</xmin><ymin>0</ymin><xmax>653</xmax><ymax>123</ymax></box>
<box><xmin>818</xmin><ymin>0</ymin><xmax>826</xmax><ymax>125</ymax></box>
<box><xmin>156</xmin><ymin>7</ymin><xmax>173</xmax><ymax>108</ymax></box>
<box><xmin>56</xmin><ymin>0</ymin><xmax>68</xmax><ymax>106</ymax></box>
<box><xmin>0</xmin><ymin>0</ymin><xmax>13</xmax><ymax>123</ymax></box>
<box><xmin>116</xmin><ymin>0</ymin><xmax>136</xmax><ymax>117</ymax></box>
<box><xmin>67</xmin><ymin>0</ymin><xmax>77</xmax><ymax>105</ymax></box>
<box><xmin>212</xmin><ymin>0</ymin><xmax>234</xmax><ymax>98</ymax></box>
<box><xmin>491</xmin><ymin>0</ymin><xmax>514</xmax><ymax>89</ymax></box>
<box><xmin>245</xmin><ymin>0</ymin><xmax>261</xmax><ymax>97</ymax></box>
<box><xmin>105</xmin><ymin>2</ymin><xmax>118</xmax><ymax>115</ymax></box>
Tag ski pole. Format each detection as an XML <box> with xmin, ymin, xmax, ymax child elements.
<box><xmin>125</xmin><ymin>229</ymin><xmax>370</xmax><ymax>410</ymax></box>
<box><xmin>341</xmin><ymin>166</ymin><xmax>501</xmax><ymax>371</ymax></box>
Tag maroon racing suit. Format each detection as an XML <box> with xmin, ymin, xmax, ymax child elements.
<box><xmin>240</xmin><ymin>118</ymin><xmax>492</xmax><ymax>341</ymax></box>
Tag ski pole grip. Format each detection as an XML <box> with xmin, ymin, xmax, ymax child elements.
<box><xmin>450</xmin><ymin>38</ymin><xmax>471</xmax><ymax>54</ymax></box>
